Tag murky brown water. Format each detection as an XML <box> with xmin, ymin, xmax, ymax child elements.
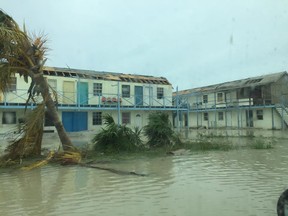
<box><xmin>0</xmin><ymin>131</ymin><xmax>288</xmax><ymax>216</ymax></box>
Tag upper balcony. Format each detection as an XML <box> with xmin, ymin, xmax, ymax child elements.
<box><xmin>0</xmin><ymin>88</ymin><xmax>184</xmax><ymax>111</ymax></box>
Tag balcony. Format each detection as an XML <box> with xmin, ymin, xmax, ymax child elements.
<box><xmin>0</xmin><ymin>88</ymin><xmax>182</xmax><ymax>111</ymax></box>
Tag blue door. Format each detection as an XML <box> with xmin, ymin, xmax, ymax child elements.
<box><xmin>62</xmin><ymin>112</ymin><xmax>88</xmax><ymax>132</ymax></box>
<box><xmin>62</xmin><ymin>112</ymin><xmax>73</xmax><ymax>132</ymax></box>
<box><xmin>78</xmin><ymin>82</ymin><xmax>88</xmax><ymax>105</ymax></box>
<box><xmin>135</xmin><ymin>86</ymin><xmax>143</xmax><ymax>106</ymax></box>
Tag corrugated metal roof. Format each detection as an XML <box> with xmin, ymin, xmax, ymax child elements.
<box><xmin>43</xmin><ymin>66</ymin><xmax>171</xmax><ymax>85</ymax></box>
<box><xmin>175</xmin><ymin>71</ymin><xmax>287</xmax><ymax>95</ymax></box>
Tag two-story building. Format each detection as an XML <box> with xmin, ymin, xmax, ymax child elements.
<box><xmin>174</xmin><ymin>71</ymin><xmax>288</xmax><ymax>130</ymax></box>
<box><xmin>0</xmin><ymin>66</ymin><xmax>182</xmax><ymax>134</ymax></box>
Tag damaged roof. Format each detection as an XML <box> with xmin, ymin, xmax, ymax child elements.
<box><xmin>175</xmin><ymin>71</ymin><xmax>288</xmax><ymax>95</ymax></box>
<box><xmin>43</xmin><ymin>66</ymin><xmax>171</xmax><ymax>85</ymax></box>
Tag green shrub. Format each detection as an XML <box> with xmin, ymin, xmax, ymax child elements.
<box><xmin>92</xmin><ymin>114</ymin><xmax>143</xmax><ymax>152</ymax></box>
<box><xmin>184</xmin><ymin>137</ymin><xmax>233</xmax><ymax>151</ymax></box>
<box><xmin>249</xmin><ymin>138</ymin><xmax>273</xmax><ymax>149</ymax></box>
<box><xmin>143</xmin><ymin>112</ymin><xmax>175</xmax><ymax>147</ymax></box>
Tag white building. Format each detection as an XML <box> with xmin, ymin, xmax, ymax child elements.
<box><xmin>174</xmin><ymin>71</ymin><xmax>288</xmax><ymax>130</ymax></box>
<box><xmin>0</xmin><ymin>66</ymin><xmax>181</xmax><ymax>133</ymax></box>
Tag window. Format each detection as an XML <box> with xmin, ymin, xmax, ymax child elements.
<box><xmin>218</xmin><ymin>112</ymin><xmax>224</xmax><ymax>121</ymax></box>
<box><xmin>203</xmin><ymin>95</ymin><xmax>208</xmax><ymax>103</ymax></box>
<box><xmin>48</xmin><ymin>79</ymin><xmax>57</xmax><ymax>93</ymax></box>
<box><xmin>2</xmin><ymin>112</ymin><xmax>16</xmax><ymax>124</ymax></box>
<box><xmin>157</xmin><ymin>87</ymin><xmax>164</xmax><ymax>99</ymax></box>
<box><xmin>184</xmin><ymin>113</ymin><xmax>188</xmax><ymax>127</ymax></box>
<box><xmin>44</xmin><ymin>112</ymin><xmax>54</xmax><ymax>126</ymax></box>
<box><xmin>217</xmin><ymin>93</ymin><xmax>223</xmax><ymax>102</ymax></box>
<box><xmin>203</xmin><ymin>112</ymin><xmax>209</xmax><ymax>121</ymax></box>
<box><xmin>122</xmin><ymin>85</ymin><xmax>130</xmax><ymax>98</ymax></box>
<box><xmin>122</xmin><ymin>112</ymin><xmax>131</xmax><ymax>124</ymax></box>
<box><xmin>8</xmin><ymin>77</ymin><xmax>16</xmax><ymax>92</ymax></box>
<box><xmin>256</xmin><ymin>110</ymin><xmax>263</xmax><ymax>120</ymax></box>
<box><xmin>93</xmin><ymin>112</ymin><xmax>102</xmax><ymax>125</ymax></box>
<box><xmin>93</xmin><ymin>83</ymin><xmax>102</xmax><ymax>96</ymax></box>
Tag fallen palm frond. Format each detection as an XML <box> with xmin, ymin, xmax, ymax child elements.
<box><xmin>21</xmin><ymin>151</ymin><xmax>55</xmax><ymax>171</ymax></box>
<box><xmin>1</xmin><ymin>103</ymin><xmax>45</xmax><ymax>163</ymax></box>
<box><xmin>18</xmin><ymin>149</ymin><xmax>147</xmax><ymax>176</ymax></box>
<box><xmin>58</xmin><ymin>151</ymin><xmax>82</xmax><ymax>165</ymax></box>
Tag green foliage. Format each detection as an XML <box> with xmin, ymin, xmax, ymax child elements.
<box><xmin>171</xmin><ymin>131</ymin><xmax>183</xmax><ymax>145</ymax></box>
<box><xmin>249</xmin><ymin>138</ymin><xmax>274</xmax><ymax>149</ymax></box>
<box><xmin>185</xmin><ymin>139</ymin><xmax>233</xmax><ymax>151</ymax></box>
<box><xmin>177</xmin><ymin>132</ymin><xmax>233</xmax><ymax>151</ymax></box>
<box><xmin>92</xmin><ymin>114</ymin><xmax>143</xmax><ymax>152</ymax></box>
<box><xmin>143</xmin><ymin>112</ymin><xmax>175</xmax><ymax>147</ymax></box>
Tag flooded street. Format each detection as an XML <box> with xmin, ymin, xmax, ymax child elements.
<box><xmin>1</xmin><ymin>131</ymin><xmax>288</xmax><ymax>215</ymax></box>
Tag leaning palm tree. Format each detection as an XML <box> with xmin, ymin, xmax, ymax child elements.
<box><xmin>0</xmin><ymin>9</ymin><xmax>75</xmax><ymax>161</ymax></box>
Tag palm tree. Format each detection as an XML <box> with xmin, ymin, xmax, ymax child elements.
<box><xmin>92</xmin><ymin>114</ymin><xmax>143</xmax><ymax>152</ymax></box>
<box><xmin>0</xmin><ymin>9</ymin><xmax>75</xmax><ymax>160</ymax></box>
<box><xmin>143</xmin><ymin>112</ymin><xmax>174</xmax><ymax>147</ymax></box>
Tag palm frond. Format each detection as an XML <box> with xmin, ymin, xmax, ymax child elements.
<box><xmin>0</xmin><ymin>9</ymin><xmax>76</xmax><ymax>161</ymax></box>
<box><xmin>143</xmin><ymin>112</ymin><xmax>174</xmax><ymax>147</ymax></box>
<box><xmin>2</xmin><ymin>103</ymin><xmax>45</xmax><ymax>161</ymax></box>
<box><xmin>48</xmin><ymin>84</ymin><xmax>59</xmax><ymax>106</ymax></box>
<box><xmin>0</xmin><ymin>63</ymin><xmax>15</xmax><ymax>92</ymax></box>
<box><xmin>103</xmin><ymin>114</ymin><xmax>116</xmax><ymax>125</ymax></box>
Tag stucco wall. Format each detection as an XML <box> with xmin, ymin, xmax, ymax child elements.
<box><xmin>46</xmin><ymin>76</ymin><xmax>172</xmax><ymax>107</ymax></box>
<box><xmin>182</xmin><ymin>107</ymin><xmax>285</xmax><ymax>130</ymax></box>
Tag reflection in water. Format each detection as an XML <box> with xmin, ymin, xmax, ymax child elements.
<box><xmin>0</xmin><ymin>137</ymin><xmax>288</xmax><ymax>215</ymax></box>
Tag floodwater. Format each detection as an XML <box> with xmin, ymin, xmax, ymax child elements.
<box><xmin>1</xmin><ymin>131</ymin><xmax>288</xmax><ymax>216</ymax></box>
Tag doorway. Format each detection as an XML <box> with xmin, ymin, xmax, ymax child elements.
<box><xmin>135</xmin><ymin>86</ymin><xmax>143</xmax><ymax>106</ymax></box>
<box><xmin>246</xmin><ymin>110</ymin><xmax>253</xmax><ymax>127</ymax></box>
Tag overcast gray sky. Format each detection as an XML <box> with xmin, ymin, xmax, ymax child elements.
<box><xmin>1</xmin><ymin>0</ymin><xmax>288</xmax><ymax>90</ymax></box>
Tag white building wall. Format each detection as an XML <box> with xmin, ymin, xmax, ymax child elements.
<box><xmin>0</xmin><ymin>109</ymin><xmax>26</xmax><ymax>133</ymax></box>
<box><xmin>2</xmin><ymin>74</ymin><xmax>30</xmax><ymax>104</ymax></box>
<box><xmin>0</xmin><ymin>71</ymin><xmax>173</xmax><ymax>134</ymax></box>
<box><xmin>185</xmin><ymin>107</ymin><xmax>287</xmax><ymax>130</ymax></box>
<box><xmin>45</xmin><ymin>76</ymin><xmax>173</xmax><ymax>107</ymax></box>
<box><xmin>87</xmin><ymin>110</ymin><xmax>172</xmax><ymax>131</ymax></box>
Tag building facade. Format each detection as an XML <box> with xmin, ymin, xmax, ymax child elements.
<box><xmin>0</xmin><ymin>66</ymin><xmax>183</xmax><ymax>134</ymax></box>
<box><xmin>174</xmin><ymin>71</ymin><xmax>288</xmax><ymax>130</ymax></box>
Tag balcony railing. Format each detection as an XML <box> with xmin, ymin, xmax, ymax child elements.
<box><xmin>176</xmin><ymin>95</ymin><xmax>276</xmax><ymax>111</ymax></box>
<box><xmin>0</xmin><ymin>88</ymin><xmax>180</xmax><ymax>110</ymax></box>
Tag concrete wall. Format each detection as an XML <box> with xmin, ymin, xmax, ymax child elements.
<box><xmin>46</xmin><ymin>76</ymin><xmax>172</xmax><ymax>107</ymax></box>
<box><xmin>1</xmin><ymin>74</ymin><xmax>31</xmax><ymax>104</ymax></box>
<box><xmin>181</xmin><ymin>107</ymin><xmax>285</xmax><ymax>130</ymax></box>
<box><xmin>271</xmin><ymin>74</ymin><xmax>288</xmax><ymax>105</ymax></box>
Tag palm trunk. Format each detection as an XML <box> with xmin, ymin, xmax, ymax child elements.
<box><xmin>34</xmin><ymin>73</ymin><xmax>75</xmax><ymax>151</ymax></box>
